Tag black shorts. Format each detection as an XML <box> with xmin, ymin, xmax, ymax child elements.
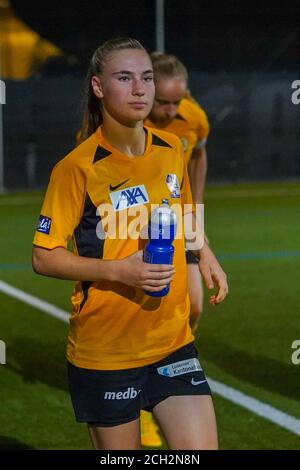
<box><xmin>67</xmin><ymin>342</ymin><xmax>211</xmax><ymax>427</ymax></box>
<box><xmin>185</xmin><ymin>250</ymin><xmax>199</xmax><ymax>264</ymax></box>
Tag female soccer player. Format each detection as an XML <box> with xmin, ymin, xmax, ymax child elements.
<box><xmin>146</xmin><ymin>52</ymin><xmax>210</xmax><ymax>333</ymax></box>
<box><xmin>32</xmin><ymin>37</ymin><xmax>228</xmax><ymax>450</ymax></box>
<box><xmin>143</xmin><ymin>52</ymin><xmax>212</xmax><ymax>447</ymax></box>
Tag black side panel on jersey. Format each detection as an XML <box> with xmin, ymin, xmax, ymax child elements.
<box><xmin>74</xmin><ymin>193</ymin><xmax>104</xmax><ymax>259</ymax></box>
<box><xmin>74</xmin><ymin>192</ymin><xmax>104</xmax><ymax>311</ymax></box>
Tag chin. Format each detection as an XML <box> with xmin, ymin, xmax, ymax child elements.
<box><xmin>131</xmin><ymin>109</ymin><xmax>151</xmax><ymax>122</ymax></box>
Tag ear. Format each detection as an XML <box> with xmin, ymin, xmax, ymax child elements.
<box><xmin>91</xmin><ymin>76</ymin><xmax>103</xmax><ymax>99</ymax></box>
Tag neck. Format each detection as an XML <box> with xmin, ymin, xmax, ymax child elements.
<box><xmin>148</xmin><ymin>114</ymin><xmax>170</xmax><ymax>129</ymax></box>
<box><xmin>101</xmin><ymin>112</ymin><xmax>146</xmax><ymax>157</ymax></box>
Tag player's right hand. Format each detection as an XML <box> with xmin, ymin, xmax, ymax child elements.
<box><xmin>115</xmin><ymin>250</ymin><xmax>175</xmax><ymax>292</ymax></box>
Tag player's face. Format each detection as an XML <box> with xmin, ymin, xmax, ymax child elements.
<box><xmin>92</xmin><ymin>49</ymin><xmax>155</xmax><ymax>126</ymax></box>
<box><xmin>149</xmin><ymin>76</ymin><xmax>187</xmax><ymax>126</ymax></box>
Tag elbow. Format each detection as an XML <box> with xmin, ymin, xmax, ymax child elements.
<box><xmin>32</xmin><ymin>247</ymin><xmax>48</xmax><ymax>276</ymax></box>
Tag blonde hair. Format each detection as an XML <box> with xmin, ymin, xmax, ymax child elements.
<box><xmin>150</xmin><ymin>51</ymin><xmax>188</xmax><ymax>82</ymax></box>
<box><xmin>79</xmin><ymin>38</ymin><xmax>146</xmax><ymax>144</ymax></box>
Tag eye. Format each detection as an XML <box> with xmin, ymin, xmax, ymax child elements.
<box><xmin>143</xmin><ymin>76</ymin><xmax>153</xmax><ymax>82</ymax></box>
<box><xmin>118</xmin><ymin>76</ymin><xmax>130</xmax><ymax>81</ymax></box>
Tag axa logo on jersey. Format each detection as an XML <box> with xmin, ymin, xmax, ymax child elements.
<box><xmin>109</xmin><ymin>185</ymin><xmax>149</xmax><ymax>211</ymax></box>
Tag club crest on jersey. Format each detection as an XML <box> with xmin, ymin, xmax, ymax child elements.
<box><xmin>109</xmin><ymin>184</ymin><xmax>149</xmax><ymax>211</ymax></box>
<box><xmin>166</xmin><ymin>173</ymin><xmax>180</xmax><ymax>198</ymax></box>
<box><xmin>36</xmin><ymin>215</ymin><xmax>52</xmax><ymax>234</ymax></box>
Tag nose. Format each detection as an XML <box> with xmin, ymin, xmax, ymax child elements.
<box><xmin>131</xmin><ymin>78</ymin><xmax>145</xmax><ymax>96</ymax></box>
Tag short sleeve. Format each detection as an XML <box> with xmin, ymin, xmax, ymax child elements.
<box><xmin>196</xmin><ymin>105</ymin><xmax>210</xmax><ymax>142</ymax></box>
<box><xmin>33</xmin><ymin>158</ymin><xmax>86</xmax><ymax>249</ymax></box>
<box><xmin>178</xmin><ymin>141</ymin><xmax>195</xmax><ymax>215</ymax></box>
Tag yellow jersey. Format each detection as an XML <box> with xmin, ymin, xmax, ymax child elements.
<box><xmin>33</xmin><ymin>126</ymin><xmax>195</xmax><ymax>370</ymax></box>
<box><xmin>145</xmin><ymin>96</ymin><xmax>210</xmax><ymax>164</ymax></box>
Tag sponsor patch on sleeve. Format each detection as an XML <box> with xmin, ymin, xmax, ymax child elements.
<box><xmin>36</xmin><ymin>215</ymin><xmax>52</xmax><ymax>234</ymax></box>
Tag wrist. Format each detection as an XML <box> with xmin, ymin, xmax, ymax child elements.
<box><xmin>105</xmin><ymin>260</ymin><xmax>121</xmax><ymax>282</ymax></box>
<box><xmin>198</xmin><ymin>240</ymin><xmax>209</xmax><ymax>258</ymax></box>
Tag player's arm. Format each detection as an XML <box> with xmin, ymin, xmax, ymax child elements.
<box><xmin>188</xmin><ymin>143</ymin><xmax>207</xmax><ymax>204</ymax></box>
<box><xmin>196</xmin><ymin>241</ymin><xmax>228</xmax><ymax>304</ymax></box>
<box><xmin>32</xmin><ymin>246</ymin><xmax>174</xmax><ymax>293</ymax></box>
<box><xmin>184</xmin><ymin>211</ymin><xmax>228</xmax><ymax>304</ymax></box>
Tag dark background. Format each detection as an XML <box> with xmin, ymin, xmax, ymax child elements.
<box><xmin>3</xmin><ymin>0</ymin><xmax>300</xmax><ymax>188</ymax></box>
<box><xmin>10</xmin><ymin>0</ymin><xmax>300</xmax><ymax>73</ymax></box>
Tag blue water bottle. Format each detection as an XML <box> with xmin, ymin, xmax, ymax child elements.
<box><xmin>143</xmin><ymin>199</ymin><xmax>177</xmax><ymax>297</ymax></box>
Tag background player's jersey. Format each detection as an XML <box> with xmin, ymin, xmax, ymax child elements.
<box><xmin>146</xmin><ymin>96</ymin><xmax>210</xmax><ymax>164</ymax></box>
<box><xmin>33</xmin><ymin>126</ymin><xmax>194</xmax><ymax>370</ymax></box>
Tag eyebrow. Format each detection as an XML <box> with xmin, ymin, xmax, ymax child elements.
<box><xmin>156</xmin><ymin>97</ymin><xmax>182</xmax><ymax>104</ymax></box>
<box><xmin>112</xmin><ymin>70</ymin><xmax>153</xmax><ymax>75</ymax></box>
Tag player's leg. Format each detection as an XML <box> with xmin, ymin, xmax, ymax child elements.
<box><xmin>144</xmin><ymin>342</ymin><xmax>214</xmax><ymax>449</ymax></box>
<box><xmin>67</xmin><ymin>362</ymin><xmax>144</xmax><ymax>450</ymax></box>
<box><xmin>153</xmin><ymin>395</ymin><xmax>218</xmax><ymax>450</ymax></box>
<box><xmin>88</xmin><ymin>419</ymin><xmax>140</xmax><ymax>450</ymax></box>
<box><xmin>186</xmin><ymin>251</ymin><xmax>203</xmax><ymax>332</ymax></box>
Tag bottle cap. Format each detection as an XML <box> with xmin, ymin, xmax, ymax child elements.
<box><xmin>161</xmin><ymin>198</ymin><xmax>169</xmax><ymax>205</ymax></box>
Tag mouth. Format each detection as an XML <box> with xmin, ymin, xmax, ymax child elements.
<box><xmin>129</xmin><ymin>102</ymin><xmax>148</xmax><ymax>109</ymax></box>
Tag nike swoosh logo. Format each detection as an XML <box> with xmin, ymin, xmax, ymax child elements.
<box><xmin>109</xmin><ymin>179</ymin><xmax>130</xmax><ymax>191</ymax></box>
<box><xmin>191</xmin><ymin>378</ymin><xmax>207</xmax><ymax>386</ymax></box>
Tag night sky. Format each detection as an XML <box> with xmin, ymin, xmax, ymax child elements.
<box><xmin>10</xmin><ymin>0</ymin><xmax>300</xmax><ymax>73</ymax></box>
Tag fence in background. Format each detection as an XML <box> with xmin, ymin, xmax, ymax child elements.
<box><xmin>2</xmin><ymin>71</ymin><xmax>300</xmax><ymax>189</ymax></box>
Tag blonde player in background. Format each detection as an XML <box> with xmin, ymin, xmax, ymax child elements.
<box><xmin>141</xmin><ymin>52</ymin><xmax>211</xmax><ymax>447</ymax></box>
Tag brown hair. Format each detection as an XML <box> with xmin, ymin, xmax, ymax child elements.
<box><xmin>150</xmin><ymin>51</ymin><xmax>188</xmax><ymax>82</ymax></box>
<box><xmin>79</xmin><ymin>38</ymin><xmax>146</xmax><ymax>144</ymax></box>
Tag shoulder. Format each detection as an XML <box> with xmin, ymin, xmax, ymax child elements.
<box><xmin>146</xmin><ymin>126</ymin><xmax>182</xmax><ymax>152</ymax></box>
<box><xmin>52</xmin><ymin>133</ymin><xmax>100</xmax><ymax>175</ymax></box>
<box><xmin>178</xmin><ymin>97</ymin><xmax>210</xmax><ymax>140</ymax></box>
<box><xmin>179</xmin><ymin>96</ymin><xmax>208</xmax><ymax>122</ymax></box>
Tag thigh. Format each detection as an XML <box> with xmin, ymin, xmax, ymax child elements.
<box><xmin>88</xmin><ymin>419</ymin><xmax>141</xmax><ymax>450</ymax></box>
<box><xmin>67</xmin><ymin>362</ymin><xmax>145</xmax><ymax>427</ymax></box>
<box><xmin>153</xmin><ymin>395</ymin><xmax>218</xmax><ymax>450</ymax></box>
<box><xmin>142</xmin><ymin>343</ymin><xmax>211</xmax><ymax>413</ymax></box>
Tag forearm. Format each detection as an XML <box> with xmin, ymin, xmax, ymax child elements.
<box><xmin>32</xmin><ymin>246</ymin><xmax>119</xmax><ymax>282</ymax></box>
<box><xmin>188</xmin><ymin>147</ymin><xmax>207</xmax><ymax>204</ymax></box>
<box><xmin>191</xmin><ymin>239</ymin><xmax>216</xmax><ymax>262</ymax></box>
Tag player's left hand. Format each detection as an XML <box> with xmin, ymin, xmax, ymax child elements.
<box><xmin>198</xmin><ymin>242</ymin><xmax>228</xmax><ymax>305</ymax></box>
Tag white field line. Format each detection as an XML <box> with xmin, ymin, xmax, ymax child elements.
<box><xmin>208</xmin><ymin>378</ymin><xmax>300</xmax><ymax>437</ymax></box>
<box><xmin>0</xmin><ymin>280</ymin><xmax>68</xmax><ymax>323</ymax></box>
<box><xmin>1</xmin><ymin>279</ymin><xmax>300</xmax><ymax>437</ymax></box>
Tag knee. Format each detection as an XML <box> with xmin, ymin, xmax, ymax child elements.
<box><xmin>171</xmin><ymin>435</ymin><xmax>218</xmax><ymax>450</ymax></box>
